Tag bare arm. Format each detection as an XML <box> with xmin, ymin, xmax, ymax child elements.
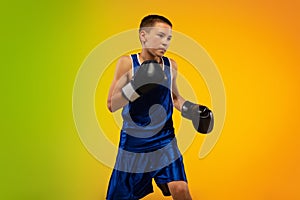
<box><xmin>171</xmin><ymin>59</ymin><xmax>214</xmax><ymax>133</ymax></box>
<box><xmin>171</xmin><ymin>59</ymin><xmax>186</xmax><ymax>112</ymax></box>
<box><xmin>107</xmin><ymin>55</ymin><xmax>132</xmax><ymax>112</ymax></box>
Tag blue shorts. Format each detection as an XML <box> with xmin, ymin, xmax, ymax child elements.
<box><xmin>106</xmin><ymin>156</ymin><xmax>187</xmax><ymax>200</ymax></box>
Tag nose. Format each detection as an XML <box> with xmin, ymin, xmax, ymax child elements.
<box><xmin>162</xmin><ymin>37</ymin><xmax>169</xmax><ymax>47</ymax></box>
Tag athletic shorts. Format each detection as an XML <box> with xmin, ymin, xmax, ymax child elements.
<box><xmin>106</xmin><ymin>156</ymin><xmax>187</xmax><ymax>200</ymax></box>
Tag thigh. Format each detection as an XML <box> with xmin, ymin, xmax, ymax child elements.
<box><xmin>154</xmin><ymin>156</ymin><xmax>187</xmax><ymax>184</ymax></box>
<box><xmin>106</xmin><ymin>170</ymin><xmax>153</xmax><ymax>200</ymax></box>
<box><xmin>154</xmin><ymin>156</ymin><xmax>187</xmax><ymax>196</ymax></box>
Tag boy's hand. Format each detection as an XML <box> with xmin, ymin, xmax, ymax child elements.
<box><xmin>122</xmin><ymin>60</ymin><xmax>166</xmax><ymax>102</ymax></box>
<box><xmin>181</xmin><ymin>101</ymin><xmax>214</xmax><ymax>133</ymax></box>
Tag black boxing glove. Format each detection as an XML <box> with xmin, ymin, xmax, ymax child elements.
<box><xmin>181</xmin><ymin>101</ymin><xmax>214</xmax><ymax>134</ymax></box>
<box><xmin>122</xmin><ymin>60</ymin><xmax>166</xmax><ymax>102</ymax></box>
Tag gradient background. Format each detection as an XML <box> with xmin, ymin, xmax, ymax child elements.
<box><xmin>1</xmin><ymin>0</ymin><xmax>299</xmax><ymax>199</ymax></box>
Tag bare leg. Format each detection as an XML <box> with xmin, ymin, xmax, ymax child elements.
<box><xmin>168</xmin><ymin>181</ymin><xmax>192</xmax><ymax>200</ymax></box>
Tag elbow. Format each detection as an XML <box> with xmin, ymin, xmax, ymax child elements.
<box><xmin>107</xmin><ymin>99</ymin><xmax>113</xmax><ymax>113</ymax></box>
<box><xmin>107</xmin><ymin>101</ymin><xmax>118</xmax><ymax>113</ymax></box>
<box><xmin>107</xmin><ymin>94</ymin><xmax>126</xmax><ymax>112</ymax></box>
<box><xmin>108</xmin><ymin>105</ymin><xmax>113</xmax><ymax>113</ymax></box>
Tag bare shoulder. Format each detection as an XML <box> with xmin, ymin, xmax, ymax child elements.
<box><xmin>115</xmin><ymin>55</ymin><xmax>132</xmax><ymax>78</ymax></box>
<box><xmin>118</xmin><ymin>55</ymin><xmax>131</xmax><ymax>63</ymax></box>
<box><xmin>169</xmin><ymin>58</ymin><xmax>178</xmax><ymax>71</ymax></box>
<box><xmin>117</xmin><ymin>55</ymin><xmax>131</xmax><ymax>70</ymax></box>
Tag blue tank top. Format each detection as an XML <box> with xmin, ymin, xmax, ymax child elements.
<box><xmin>119</xmin><ymin>54</ymin><xmax>175</xmax><ymax>153</ymax></box>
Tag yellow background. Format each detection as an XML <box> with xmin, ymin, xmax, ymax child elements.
<box><xmin>1</xmin><ymin>0</ymin><xmax>299</xmax><ymax>199</ymax></box>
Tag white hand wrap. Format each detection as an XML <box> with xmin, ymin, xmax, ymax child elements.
<box><xmin>122</xmin><ymin>82</ymin><xmax>140</xmax><ymax>102</ymax></box>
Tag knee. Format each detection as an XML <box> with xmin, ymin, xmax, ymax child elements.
<box><xmin>168</xmin><ymin>182</ymin><xmax>192</xmax><ymax>200</ymax></box>
<box><xmin>172</xmin><ymin>184</ymin><xmax>188</xmax><ymax>194</ymax></box>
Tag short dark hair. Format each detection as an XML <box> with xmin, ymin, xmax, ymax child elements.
<box><xmin>139</xmin><ymin>15</ymin><xmax>172</xmax><ymax>32</ymax></box>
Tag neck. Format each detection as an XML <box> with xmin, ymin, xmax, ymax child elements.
<box><xmin>139</xmin><ymin>51</ymin><xmax>162</xmax><ymax>64</ymax></box>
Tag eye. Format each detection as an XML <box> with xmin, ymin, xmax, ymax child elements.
<box><xmin>157</xmin><ymin>33</ymin><xmax>164</xmax><ymax>38</ymax></box>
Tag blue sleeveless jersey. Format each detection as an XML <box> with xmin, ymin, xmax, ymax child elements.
<box><xmin>120</xmin><ymin>54</ymin><xmax>174</xmax><ymax>153</ymax></box>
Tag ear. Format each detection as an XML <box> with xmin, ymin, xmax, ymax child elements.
<box><xmin>139</xmin><ymin>30</ymin><xmax>147</xmax><ymax>43</ymax></box>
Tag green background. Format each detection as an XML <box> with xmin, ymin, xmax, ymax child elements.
<box><xmin>1</xmin><ymin>1</ymin><xmax>107</xmax><ymax>199</ymax></box>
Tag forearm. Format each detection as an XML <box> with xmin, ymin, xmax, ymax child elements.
<box><xmin>107</xmin><ymin>71</ymin><xmax>130</xmax><ymax>112</ymax></box>
<box><xmin>108</xmin><ymin>91</ymin><xmax>128</xmax><ymax>112</ymax></box>
<box><xmin>173</xmin><ymin>94</ymin><xmax>186</xmax><ymax>112</ymax></box>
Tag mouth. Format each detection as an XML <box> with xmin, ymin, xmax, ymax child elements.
<box><xmin>157</xmin><ymin>48</ymin><xmax>166</xmax><ymax>53</ymax></box>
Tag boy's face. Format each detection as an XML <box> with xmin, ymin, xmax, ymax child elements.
<box><xmin>140</xmin><ymin>22</ymin><xmax>172</xmax><ymax>57</ymax></box>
